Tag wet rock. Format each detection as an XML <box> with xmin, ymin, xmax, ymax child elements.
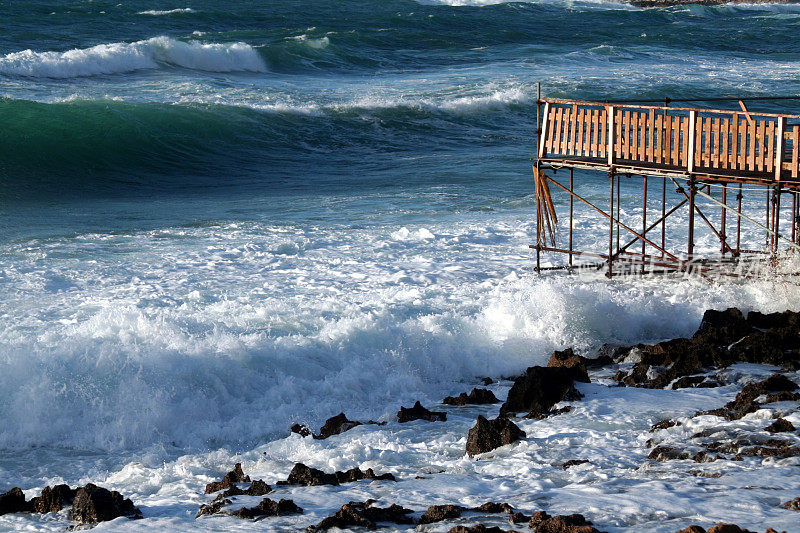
<box><xmin>449</xmin><ymin>525</ymin><xmax>518</xmax><ymax>533</ymax></box>
<box><xmin>0</xmin><ymin>487</ymin><xmax>30</xmax><ymax>515</ymax></box>
<box><xmin>735</xmin><ymin>440</ymin><xmax>799</xmax><ymax>459</ymax></box>
<box><xmin>197</xmin><ymin>497</ymin><xmax>232</xmax><ymax>518</ymax></box>
<box><xmin>30</xmin><ymin>484</ymin><xmax>76</xmax><ymax>513</ymax></box>
<box><xmin>315</xmin><ymin>413</ymin><xmax>362</xmax><ymax>439</ymax></box>
<box><xmin>562</xmin><ymin>459</ymin><xmax>590</xmax><ymax>469</ymax></box>
<box><xmin>547</xmin><ymin>348</ymin><xmax>589</xmax><ymax>376</ymax></box>
<box><xmin>69</xmin><ymin>484</ymin><xmax>142</xmax><ymax>524</ymax></box>
<box><xmin>308</xmin><ymin>500</ymin><xmax>414</xmax><ymax>531</ymax></box>
<box><xmin>220</xmin><ymin>479</ymin><xmax>272</xmax><ymax>497</ymax></box>
<box><xmin>650</xmin><ymin>419</ymin><xmax>679</xmax><ymax>432</ymax></box>
<box><xmin>418</xmin><ymin>504</ymin><xmax>466</xmax><ymax>524</ymax></box>
<box><xmin>509</xmin><ymin>511</ymin><xmax>531</xmax><ymax>524</ymax></box>
<box><xmin>764</xmin><ymin>391</ymin><xmax>800</xmax><ymax>403</ymax></box>
<box><xmin>472</xmin><ymin>502</ymin><xmax>514</xmax><ymax>514</ymax></box>
<box><xmin>230</xmin><ymin>498</ymin><xmax>302</xmax><ymax>519</ymax></box>
<box><xmin>648</xmin><ymin>446</ymin><xmax>691</xmax><ymax>461</ymax></box>
<box><xmin>765</xmin><ymin>418</ymin><xmax>795</xmax><ymax>433</ymax></box>
<box><xmin>277</xmin><ymin>463</ymin><xmax>394</xmax><ymax>487</ymax></box>
<box><xmin>290</xmin><ymin>423</ymin><xmax>311</xmax><ymax>437</ymax></box>
<box><xmin>676</xmin><ymin>527</ymin><xmax>707</xmax><ymax>533</ymax></box>
<box><xmin>694</xmin><ymin>308</ymin><xmax>753</xmax><ymax>345</ymax></box>
<box><xmin>466</xmin><ymin>415</ymin><xmax>525</xmax><ymax>456</ymax></box>
<box><xmin>205</xmin><ymin>463</ymin><xmax>251</xmax><ymax>494</ymax></box>
<box><xmin>499</xmin><ymin>366</ymin><xmax>586</xmax><ymax>418</ymax></box>
<box><xmin>443</xmin><ymin>388</ymin><xmax>500</xmax><ymax>406</ymax></box>
<box><xmin>781</xmin><ymin>496</ymin><xmax>800</xmax><ymax>510</ymax></box>
<box><xmin>691</xmin><ymin>451</ymin><xmax>718</xmax><ymax>463</ymax></box>
<box><xmin>482</xmin><ymin>377</ymin><xmax>494</xmax><ymax>385</ymax></box>
<box><xmin>397</xmin><ymin>401</ymin><xmax>446</xmax><ymax>423</ymax></box>
<box><xmin>706</xmin><ymin>525</ymin><xmax>757</xmax><ymax>533</ymax></box>
<box><xmin>529</xmin><ymin>511</ymin><xmax>600</xmax><ymax>533</ymax></box>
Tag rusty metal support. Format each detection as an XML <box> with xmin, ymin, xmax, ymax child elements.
<box><xmin>721</xmin><ymin>184</ymin><xmax>727</xmax><ymax>256</ymax></box>
<box><xmin>688</xmin><ymin>176</ymin><xmax>696</xmax><ymax>259</ymax></box>
<box><xmin>569</xmin><ymin>168</ymin><xmax>574</xmax><ymax>268</ymax></box>
<box><xmin>661</xmin><ymin>176</ymin><xmax>666</xmax><ymax>258</ymax></box>
<box><xmin>737</xmin><ymin>183</ymin><xmax>743</xmax><ymax>254</ymax></box>
<box><xmin>641</xmin><ymin>176</ymin><xmax>647</xmax><ymax>274</ymax></box>
<box><xmin>608</xmin><ymin>170</ymin><xmax>615</xmax><ymax>278</ymax></box>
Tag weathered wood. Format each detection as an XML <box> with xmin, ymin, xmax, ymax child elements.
<box><xmin>766</xmin><ymin>120</ymin><xmax>775</xmax><ymax>173</ymax></box>
<box><xmin>576</xmin><ymin>108</ymin><xmax>585</xmax><ymax>156</ymax></box>
<box><xmin>793</xmin><ymin>125</ymin><xmax>799</xmax><ymax>179</ymax></box>
<box><xmin>775</xmin><ymin>117</ymin><xmax>785</xmax><ymax>181</ymax></box>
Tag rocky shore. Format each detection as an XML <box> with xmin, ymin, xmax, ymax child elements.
<box><xmin>1</xmin><ymin>307</ymin><xmax>799</xmax><ymax>531</ymax></box>
<box><xmin>627</xmin><ymin>0</ymin><xmax>800</xmax><ymax>7</ymax></box>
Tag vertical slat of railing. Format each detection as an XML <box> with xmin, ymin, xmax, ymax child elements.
<box><xmin>616</xmin><ymin>110</ymin><xmax>624</xmax><ymax>160</ymax></box>
<box><xmin>748</xmin><ymin>119</ymin><xmax>756</xmax><ymax>171</ymax></box>
<box><xmin>576</xmin><ymin>108</ymin><xmax>585</xmax><ymax>156</ymax></box>
<box><xmin>538</xmin><ymin>102</ymin><xmax>550</xmax><ymax>158</ymax></box>
<box><xmin>553</xmin><ymin>107</ymin><xmax>564</xmax><ymax>154</ymax></box>
<box><xmin>639</xmin><ymin>112</ymin><xmax>647</xmax><ymax>161</ymax></box>
<box><xmin>758</xmin><ymin>120</ymin><xmax>767</xmax><ymax>173</ymax></box>
<box><xmin>766</xmin><ymin>120</ymin><xmax>775</xmax><ymax>174</ymax></box>
<box><xmin>558</xmin><ymin>106</ymin><xmax>568</xmax><ymax>154</ymax></box>
<box><xmin>607</xmin><ymin>106</ymin><xmax>614</xmax><ymax>166</ymax></box>
<box><xmin>619</xmin><ymin>110</ymin><xmax>627</xmax><ymax>159</ymax></box>
<box><xmin>549</xmin><ymin>105</ymin><xmax>558</xmax><ymax>154</ymax></box>
<box><xmin>775</xmin><ymin>117</ymin><xmax>785</xmax><ymax>182</ymax></box>
<box><xmin>792</xmin><ymin>125</ymin><xmax>799</xmax><ymax>179</ymax></box>
<box><xmin>600</xmin><ymin>109</ymin><xmax>607</xmax><ymax>160</ymax></box>
<box><xmin>703</xmin><ymin>117</ymin><xmax>711</xmax><ymax>168</ymax></box>
<box><xmin>630</xmin><ymin>111</ymin><xmax>637</xmax><ymax>160</ymax></box>
<box><xmin>721</xmin><ymin>118</ymin><xmax>729</xmax><ymax>169</ymax></box>
<box><xmin>567</xmin><ymin>106</ymin><xmax>577</xmax><ymax>155</ymax></box>
<box><xmin>647</xmin><ymin>110</ymin><xmax>655</xmax><ymax>163</ymax></box>
<box><xmin>694</xmin><ymin>114</ymin><xmax>702</xmax><ymax>170</ymax></box>
<box><xmin>712</xmin><ymin>118</ymin><xmax>721</xmax><ymax>168</ymax></box>
<box><xmin>731</xmin><ymin>114</ymin><xmax>740</xmax><ymax>170</ymax></box>
<box><xmin>683</xmin><ymin>115</ymin><xmax>691</xmax><ymax>168</ymax></box>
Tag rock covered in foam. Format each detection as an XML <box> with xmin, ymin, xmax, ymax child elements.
<box><xmin>30</xmin><ymin>484</ymin><xmax>76</xmax><ymax>513</ymax></box>
<box><xmin>443</xmin><ymin>388</ymin><xmax>499</xmax><ymax>406</ymax></box>
<box><xmin>499</xmin><ymin>366</ymin><xmax>585</xmax><ymax>418</ymax></box>
<box><xmin>69</xmin><ymin>483</ymin><xmax>142</xmax><ymax>524</ymax></box>
<box><xmin>204</xmin><ymin>463</ymin><xmax>251</xmax><ymax>494</ymax></box>
<box><xmin>277</xmin><ymin>462</ymin><xmax>395</xmax><ymax>487</ymax></box>
<box><xmin>307</xmin><ymin>500</ymin><xmax>413</xmax><ymax>531</ymax></box>
<box><xmin>314</xmin><ymin>412</ymin><xmax>362</xmax><ymax>439</ymax></box>
<box><xmin>528</xmin><ymin>511</ymin><xmax>600</xmax><ymax>532</ymax></box>
<box><xmin>397</xmin><ymin>401</ymin><xmax>446</xmax><ymax>422</ymax></box>
<box><xmin>0</xmin><ymin>487</ymin><xmax>29</xmax><ymax>515</ymax></box>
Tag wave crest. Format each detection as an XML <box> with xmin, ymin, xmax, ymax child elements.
<box><xmin>0</xmin><ymin>36</ymin><xmax>267</xmax><ymax>78</ymax></box>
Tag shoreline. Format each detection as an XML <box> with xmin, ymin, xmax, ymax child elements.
<box><xmin>1</xmin><ymin>308</ymin><xmax>799</xmax><ymax>531</ymax></box>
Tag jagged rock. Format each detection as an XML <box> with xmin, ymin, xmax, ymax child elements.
<box><xmin>499</xmin><ymin>366</ymin><xmax>585</xmax><ymax>418</ymax></box>
<box><xmin>277</xmin><ymin>463</ymin><xmax>394</xmax><ymax>487</ymax></box>
<box><xmin>676</xmin><ymin>526</ymin><xmax>707</xmax><ymax>533</ymax></box>
<box><xmin>529</xmin><ymin>511</ymin><xmax>599</xmax><ymax>532</ymax></box>
<box><xmin>672</xmin><ymin>375</ymin><xmax>723</xmax><ymax>389</ymax></box>
<box><xmin>230</xmin><ymin>498</ymin><xmax>302</xmax><ymax>519</ymax></box>
<box><xmin>706</xmin><ymin>525</ymin><xmax>757</xmax><ymax>533</ymax></box>
<box><xmin>547</xmin><ymin>348</ymin><xmax>589</xmax><ymax>376</ymax></box>
<box><xmin>650</xmin><ymin>419</ymin><xmax>679</xmax><ymax>432</ymax></box>
<box><xmin>694</xmin><ymin>308</ymin><xmax>753</xmax><ymax>345</ymax></box>
<box><xmin>735</xmin><ymin>439</ymin><xmax>799</xmax><ymax>459</ymax></box>
<box><xmin>69</xmin><ymin>484</ymin><xmax>141</xmax><ymax>524</ymax></box>
<box><xmin>449</xmin><ymin>525</ymin><xmax>518</xmax><ymax>533</ymax></box>
<box><xmin>509</xmin><ymin>511</ymin><xmax>531</xmax><ymax>523</ymax></box>
<box><xmin>308</xmin><ymin>500</ymin><xmax>413</xmax><ymax>531</ymax></box>
<box><xmin>197</xmin><ymin>497</ymin><xmax>232</xmax><ymax>518</ymax></box>
<box><xmin>315</xmin><ymin>413</ymin><xmax>362</xmax><ymax>439</ymax></box>
<box><xmin>397</xmin><ymin>401</ymin><xmax>446</xmax><ymax>423</ymax></box>
<box><xmin>466</xmin><ymin>415</ymin><xmax>525</xmax><ymax>456</ymax></box>
<box><xmin>290</xmin><ymin>423</ymin><xmax>311</xmax><ymax>437</ymax></box>
<box><xmin>30</xmin><ymin>484</ymin><xmax>76</xmax><ymax>513</ymax></box>
<box><xmin>765</xmin><ymin>418</ymin><xmax>795</xmax><ymax>433</ymax></box>
<box><xmin>418</xmin><ymin>504</ymin><xmax>466</xmax><ymax>524</ymax></box>
<box><xmin>764</xmin><ymin>391</ymin><xmax>800</xmax><ymax>403</ymax></box>
<box><xmin>219</xmin><ymin>479</ymin><xmax>272</xmax><ymax>497</ymax></box>
<box><xmin>562</xmin><ymin>459</ymin><xmax>590</xmax><ymax>469</ymax></box>
<box><xmin>781</xmin><ymin>496</ymin><xmax>800</xmax><ymax>510</ymax></box>
<box><xmin>648</xmin><ymin>446</ymin><xmax>691</xmax><ymax>461</ymax></box>
<box><xmin>472</xmin><ymin>502</ymin><xmax>514</xmax><ymax>514</ymax></box>
<box><xmin>700</xmin><ymin>374</ymin><xmax>798</xmax><ymax>421</ymax></box>
<box><xmin>482</xmin><ymin>377</ymin><xmax>494</xmax><ymax>385</ymax></box>
<box><xmin>205</xmin><ymin>463</ymin><xmax>251</xmax><ymax>494</ymax></box>
<box><xmin>0</xmin><ymin>487</ymin><xmax>29</xmax><ymax>515</ymax></box>
<box><xmin>443</xmin><ymin>388</ymin><xmax>500</xmax><ymax>406</ymax></box>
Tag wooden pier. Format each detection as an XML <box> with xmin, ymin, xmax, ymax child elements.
<box><xmin>532</xmin><ymin>96</ymin><xmax>800</xmax><ymax>279</ymax></box>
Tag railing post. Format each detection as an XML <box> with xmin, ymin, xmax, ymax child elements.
<box><xmin>538</xmin><ymin>102</ymin><xmax>550</xmax><ymax>159</ymax></box>
<box><xmin>775</xmin><ymin>116</ymin><xmax>786</xmax><ymax>182</ymax></box>
<box><xmin>607</xmin><ymin>106</ymin><xmax>615</xmax><ymax>167</ymax></box>
<box><xmin>687</xmin><ymin>110</ymin><xmax>697</xmax><ymax>173</ymax></box>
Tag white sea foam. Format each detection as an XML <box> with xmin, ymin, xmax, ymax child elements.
<box><xmin>0</xmin><ymin>36</ymin><xmax>267</xmax><ymax>78</ymax></box>
<box><xmin>137</xmin><ymin>8</ymin><xmax>196</xmax><ymax>15</ymax></box>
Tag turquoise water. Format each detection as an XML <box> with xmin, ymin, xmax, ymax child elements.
<box><xmin>1</xmin><ymin>0</ymin><xmax>800</xmax><ymax>482</ymax></box>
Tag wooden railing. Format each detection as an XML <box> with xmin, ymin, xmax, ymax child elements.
<box><xmin>538</xmin><ymin>98</ymin><xmax>800</xmax><ymax>181</ymax></box>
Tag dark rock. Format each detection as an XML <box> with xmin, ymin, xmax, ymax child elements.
<box><xmin>220</xmin><ymin>479</ymin><xmax>272</xmax><ymax>497</ymax></box>
<box><xmin>30</xmin><ymin>484</ymin><xmax>76</xmax><ymax>513</ymax></box>
<box><xmin>482</xmin><ymin>377</ymin><xmax>494</xmax><ymax>385</ymax></box>
<box><xmin>308</xmin><ymin>500</ymin><xmax>413</xmax><ymax>531</ymax></box>
<box><xmin>499</xmin><ymin>366</ymin><xmax>585</xmax><ymax>418</ymax></box>
<box><xmin>706</xmin><ymin>525</ymin><xmax>757</xmax><ymax>533</ymax></box>
<box><xmin>443</xmin><ymin>388</ymin><xmax>500</xmax><ymax>406</ymax></box>
<box><xmin>448</xmin><ymin>525</ymin><xmax>518</xmax><ymax>533</ymax></box>
<box><xmin>466</xmin><ymin>415</ymin><xmax>525</xmax><ymax>456</ymax></box>
<box><xmin>694</xmin><ymin>308</ymin><xmax>753</xmax><ymax>345</ymax></box>
<box><xmin>397</xmin><ymin>401</ymin><xmax>446</xmax><ymax>423</ymax></box>
<box><xmin>648</xmin><ymin>446</ymin><xmax>691</xmax><ymax>461</ymax></box>
<box><xmin>472</xmin><ymin>502</ymin><xmax>514</xmax><ymax>514</ymax></box>
<box><xmin>529</xmin><ymin>511</ymin><xmax>599</xmax><ymax>533</ymax></box>
<box><xmin>419</xmin><ymin>504</ymin><xmax>466</xmax><ymax>524</ymax></box>
<box><xmin>290</xmin><ymin>423</ymin><xmax>311</xmax><ymax>437</ymax></box>
<box><xmin>747</xmin><ymin>309</ymin><xmax>800</xmax><ymax>330</ymax></box>
<box><xmin>735</xmin><ymin>440</ymin><xmax>799</xmax><ymax>459</ymax></box>
<box><xmin>650</xmin><ymin>419</ymin><xmax>679</xmax><ymax>432</ymax></box>
<box><xmin>691</xmin><ymin>451</ymin><xmax>718</xmax><ymax>463</ymax></box>
<box><xmin>0</xmin><ymin>487</ymin><xmax>29</xmax><ymax>515</ymax></box>
<box><xmin>781</xmin><ymin>496</ymin><xmax>800</xmax><ymax>510</ymax></box>
<box><xmin>562</xmin><ymin>459</ymin><xmax>590</xmax><ymax>469</ymax></box>
<box><xmin>315</xmin><ymin>413</ymin><xmax>362</xmax><ymax>440</ymax></box>
<box><xmin>509</xmin><ymin>511</ymin><xmax>531</xmax><ymax>524</ymax></box>
<box><xmin>547</xmin><ymin>348</ymin><xmax>589</xmax><ymax>377</ymax></box>
<box><xmin>277</xmin><ymin>462</ymin><xmax>394</xmax><ymax>487</ymax></box>
<box><xmin>197</xmin><ymin>497</ymin><xmax>232</xmax><ymax>518</ymax></box>
<box><xmin>765</xmin><ymin>391</ymin><xmax>800</xmax><ymax>403</ymax></box>
<box><xmin>676</xmin><ymin>527</ymin><xmax>707</xmax><ymax>533</ymax></box>
<box><xmin>69</xmin><ymin>484</ymin><xmax>142</xmax><ymax>524</ymax></box>
<box><xmin>765</xmin><ymin>418</ymin><xmax>795</xmax><ymax>433</ymax></box>
<box><xmin>703</xmin><ymin>374</ymin><xmax>799</xmax><ymax>421</ymax></box>
<box><xmin>230</xmin><ymin>498</ymin><xmax>302</xmax><ymax>519</ymax></box>
<box><xmin>205</xmin><ymin>463</ymin><xmax>251</xmax><ymax>494</ymax></box>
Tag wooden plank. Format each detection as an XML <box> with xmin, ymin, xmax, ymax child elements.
<box><xmin>570</xmin><ymin>104</ymin><xmax>579</xmax><ymax>155</ymax></box>
<box><xmin>720</xmin><ymin>118</ymin><xmax>729</xmax><ymax>168</ymax></box>
<box><xmin>600</xmin><ymin>109</ymin><xmax>607</xmax><ymax>159</ymax></box>
<box><xmin>655</xmin><ymin>114</ymin><xmax>663</xmax><ymax>164</ymax></box>
<box><xmin>694</xmin><ymin>114</ymin><xmax>702</xmax><ymax>169</ymax></box>
<box><xmin>607</xmin><ymin>106</ymin><xmax>614</xmax><ymax>165</ymax></box>
<box><xmin>731</xmin><ymin>113</ymin><xmax>740</xmax><ymax>170</ymax></box>
<box><xmin>576</xmin><ymin>108</ymin><xmax>585</xmax><ymax>156</ymax></box>
<box><xmin>703</xmin><ymin>117</ymin><xmax>711</xmax><ymax>167</ymax></box>
<box><xmin>617</xmin><ymin>110</ymin><xmax>625</xmax><ymax>159</ymax></box>
<box><xmin>775</xmin><ymin>117</ymin><xmax>785</xmax><ymax>181</ymax></box>
<box><xmin>688</xmin><ymin>111</ymin><xmax>697</xmax><ymax>172</ymax></box>
<box><xmin>648</xmin><ymin>109</ymin><xmax>656</xmax><ymax>162</ymax></box>
<box><xmin>712</xmin><ymin>117</ymin><xmax>721</xmax><ymax>168</ymax></box>
<box><xmin>766</xmin><ymin>120</ymin><xmax>775</xmax><ymax>173</ymax></box>
<box><xmin>757</xmin><ymin>119</ymin><xmax>766</xmax><ymax>172</ymax></box>
<box><xmin>557</xmin><ymin>106</ymin><xmax>566</xmax><ymax>154</ymax></box>
<box><xmin>793</xmin><ymin>125</ymin><xmax>799</xmax><ymax>179</ymax></box>
<box><xmin>748</xmin><ymin>119</ymin><xmax>756</xmax><ymax>172</ymax></box>
<box><xmin>546</xmin><ymin>106</ymin><xmax>557</xmax><ymax>153</ymax></box>
<box><xmin>539</xmin><ymin>103</ymin><xmax>551</xmax><ymax>158</ymax></box>
<box><xmin>671</xmin><ymin>116</ymin><xmax>680</xmax><ymax>166</ymax></box>
<box><xmin>589</xmin><ymin>109</ymin><xmax>597</xmax><ymax>157</ymax></box>
<box><xmin>682</xmin><ymin>115</ymin><xmax>690</xmax><ymax>167</ymax></box>
<box><xmin>639</xmin><ymin>111</ymin><xmax>647</xmax><ymax>161</ymax></box>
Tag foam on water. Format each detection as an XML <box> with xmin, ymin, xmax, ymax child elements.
<box><xmin>0</xmin><ymin>37</ymin><xmax>266</xmax><ymax>78</ymax></box>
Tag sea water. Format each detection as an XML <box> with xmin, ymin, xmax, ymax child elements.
<box><xmin>2</xmin><ymin>1</ymin><xmax>800</xmax><ymax>531</ymax></box>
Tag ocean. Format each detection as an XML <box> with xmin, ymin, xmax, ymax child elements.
<box><xmin>2</xmin><ymin>1</ymin><xmax>800</xmax><ymax>531</ymax></box>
